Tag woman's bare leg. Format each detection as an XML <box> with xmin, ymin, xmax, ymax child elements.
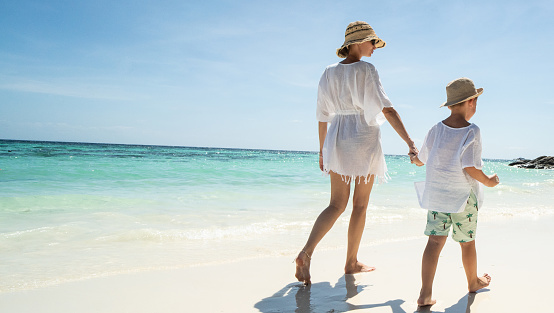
<box><xmin>345</xmin><ymin>175</ymin><xmax>375</xmax><ymax>274</ymax></box>
<box><xmin>295</xmin><ymin>172</ymin><xmax>350</xmax><ymax>285</ymax></box>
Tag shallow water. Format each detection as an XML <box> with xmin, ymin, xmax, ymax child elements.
<box><xmin>1</xmin><ymin>140</ymin><xmax>552</xmax><ymax>292</ymax></box>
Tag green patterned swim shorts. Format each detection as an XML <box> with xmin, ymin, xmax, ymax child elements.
<box><xmin>424</xmin><ymin>191</ymin><xmax>478</xmax><ymax>243</ymax></box>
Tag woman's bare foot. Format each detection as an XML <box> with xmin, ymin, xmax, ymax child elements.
<box><xmin>469</xmin><ymin>273</ymin><xmax>491</xmax><ymax>292</ymax></box>
<box><xmin>417</xmin><ymin>294</ymin><xmax>436</xmax><ymax>307</ymax></box>
<box><xmin>295</xmin><ymin>250</ymin><xmax>311</xmax><ymax>285</ymax></box>
<box><xmin>344</xmin><ymin>261</ymin><xmax>375</xmax><ymax>274</ymax></box>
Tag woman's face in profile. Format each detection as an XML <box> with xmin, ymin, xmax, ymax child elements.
<box><xmin>359</xmin><ymin>41</ymin><xmax>376</xmax><ymax>57</ymax></box>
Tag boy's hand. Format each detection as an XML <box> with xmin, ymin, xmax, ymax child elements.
<box><xmin>486</xmin><ymin>174</ymin><xmax>500</xmax><ymax>187</ymax></box>
<box><xmin>465</xmin><ymin>167</ymin><xmax>499</xmax><ymax>187</ymax></box>
<box><xmin>410</xmin><ymin>154</ymin><xmax>424</xmax><ymax>166</ymax></box>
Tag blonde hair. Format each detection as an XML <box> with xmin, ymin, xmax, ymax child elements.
<box><xmin>337</xmin><ymin>46</ymin><xmax>349</xmax><ymax>58</ymax></box>
<box><xmin>337</xmin><ymin>40</ymin><xmax>376</xmax><ymax>58</ymax></box>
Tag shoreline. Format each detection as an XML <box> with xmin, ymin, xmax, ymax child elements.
<box><xmin>1</xmin><ymin>217</ymin><xmax>552</xmax><ymax>313</ymax></box>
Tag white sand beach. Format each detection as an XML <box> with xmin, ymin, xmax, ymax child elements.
<box><xmin>1</xmin><ymin>215</ymin><xmax>552</xmax><ymax>313</ymax></box>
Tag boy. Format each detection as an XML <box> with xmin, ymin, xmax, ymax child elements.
<box><xmin>410</xmin><ymin>77</ymin><xmax>499</xmax><ymax>307</ymax></box>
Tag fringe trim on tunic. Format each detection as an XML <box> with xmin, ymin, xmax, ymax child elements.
<box><xmin>322</xmin><ymin>167</ymin><xmax>390</xmax><ymax>184</ymax></box>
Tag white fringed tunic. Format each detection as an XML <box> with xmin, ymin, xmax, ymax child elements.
<box><xmin>316</xmin><ymin>61</ymin><xmax>392</xmax><ymax>183</ymax></box>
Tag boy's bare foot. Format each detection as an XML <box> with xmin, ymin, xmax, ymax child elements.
<box><xmin>295</xmin><ymin>250</ymin><xmax>311</xmax><ymax>285</ymax></box>
<box><xmin>345</xmin><ymin>261</ymin><xmax>375</xmax><ymax>274</ymax></box>
<box><xmin>469</xmin><ymin>273</ymin><xmax>491</xmax><ymax>292</ymax></box>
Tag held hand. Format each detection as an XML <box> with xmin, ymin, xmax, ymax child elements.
<box><xmin>408</xmin><ymin>143</ymin><xmax>423</xmax><ymax>166</ymax></box>
<box><xmin>408</xmin><ymin>143</ymin><xmax>419</xmax><ymax>158</ymax></box>
<box><xmin>486</xmin><ymin>174</ymin><xmax>500</xmax><ymax>187</ymax></box>
<box><xmin>410</xmin><ymin>154</ymin><xmax>424</xmax><ymax>167</ymax></box>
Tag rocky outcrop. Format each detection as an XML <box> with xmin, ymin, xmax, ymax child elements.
<box><xmin>508</xmin><ymin>156</ymin><xmax>554</xmax><ymax>169</ymax></box>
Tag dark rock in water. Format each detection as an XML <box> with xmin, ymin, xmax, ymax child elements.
<box><xmin>508</xmin><ymin>158</ymin><xmax>530</xmax><ymax>166</ymax></box>
<box><xmin>508</xmin><ymin>156</ymin><xmax>554</xmax><ymax>169</ymax></box>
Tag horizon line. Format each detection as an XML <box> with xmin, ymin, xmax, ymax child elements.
<box><xmin>0</xmin><ymin>138</ymin><xmax>522</xmax><ymax>161</ymax></box>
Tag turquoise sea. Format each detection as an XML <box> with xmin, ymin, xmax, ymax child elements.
<box><xmin>1</xmin><ymin>139</ymin><xmax>553</xmax><ymax>292</ymax></box>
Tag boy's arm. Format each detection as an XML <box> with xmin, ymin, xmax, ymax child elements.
<box><xmin>464</xmin><ymin>166</ymin><xmax>499</xmax><ymax>187</ymax></box>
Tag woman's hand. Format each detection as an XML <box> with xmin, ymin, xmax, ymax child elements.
<box><xmin>408</xmin><ymin>142</ymin><xmax>419</xmax><ymax>158</ymax></box>
<box><xmin>408</xmin><ymin>142</ymin><xmax>421</xmax><ymax>165</ymax></box>
<box><xmin>318</xmin><ymin>123</ymin><xmax>327</xmax><ymax>172</ymax></box>
<box><xmin>319</xmin><ymin>152</ymin><xmax>324</xmax><ymax>171</ymax></box>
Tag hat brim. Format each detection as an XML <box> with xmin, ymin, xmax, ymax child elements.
<box><xmin>336</xmin><ymin>36</ymin><xmax>386</xmax><ymax>58</ymax></box>
<box><xmin>440</xmin><ymin>88</ymin><xmax>484</xmax><ymax>107</ymax></box>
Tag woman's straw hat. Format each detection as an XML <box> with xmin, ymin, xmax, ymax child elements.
<box><xmin>440</xmin><ymin>77</ymin><xmax>484</xmax><ymax>107</ymax></box>
<box><xmin>336</xmin><ymin>21</ymin><xmax>386</xmax><ymax>58</ymax></box>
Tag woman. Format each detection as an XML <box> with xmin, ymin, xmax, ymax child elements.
<box><xmin>295</xmin><ymin>21</ymin><xmax>418</xmax><ymax>285</ymax></box>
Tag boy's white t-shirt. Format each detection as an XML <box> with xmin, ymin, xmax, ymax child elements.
<box><xmin>415</xmin><ymin>122</ymin><xmax>484</xmax><ymax>213</ymax></box>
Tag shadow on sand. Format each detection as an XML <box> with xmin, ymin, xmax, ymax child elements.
<box><xmin>254</xmin><ymin>274</ymin><xmax>406</xmax><ymax>313</ymax></box>
<box><xmin>415</xmin><ymin>289</ymin><xmax>489</xmax><ymax>313</ymax></box>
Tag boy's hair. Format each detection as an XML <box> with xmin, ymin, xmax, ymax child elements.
<box><xmin>447</xmin><ymin>97</ymin><xmax>476</xmax><ymax>110</ymax></box>
<box><xmin>447</xmin><ymin>102</ymin><xmax>465</xmax><ymax>109</ymax></box>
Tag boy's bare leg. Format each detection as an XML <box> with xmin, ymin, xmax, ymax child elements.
<box><xmin>460</xmin><ymin>240</ymin><xmax>491</xmax><ymax>292</ymax></box>
<box><xmin>418</xmin><ymin>235</ymin><xmax>447</xmax><ymax>307</ymax></box>
<box><xmin>345</xmin><ymin>175</ymin><xmax>375</xmax><ymax>274</ymax></box>
<box><xmin>296</xmin><ymin>172</ymin><xmax>350</xmax><ymax>285</ymax></box>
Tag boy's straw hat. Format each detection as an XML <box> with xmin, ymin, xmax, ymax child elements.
<box><xmin>336</xmin><ymin>21</ymin><xmax>386</xmax><ymax>58</ymax></box>
<box><xmin>440</xmin><ymin>77</ymin><xmax>484</xmax><ymax>107</ymax></box>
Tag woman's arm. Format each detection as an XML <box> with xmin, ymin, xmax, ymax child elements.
<box><xmin>318</xmin><ymin>122</ymin><xmax>328</xmax><ymax>171</ymax></box>
<box><xmin>382</xmin><ymin>107</ymin><xmax>418</xmax><ymax>156</ymax></box>
<box><xmin>464</xmin><ymin>166</ymin><xmax>499</xmax><ymax>187</ymax></box>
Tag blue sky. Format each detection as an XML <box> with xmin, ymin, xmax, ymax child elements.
<box><xmin>1</xmin><ymin>0</ymin><xmax>553</xmax><ymax>159</ymax></box>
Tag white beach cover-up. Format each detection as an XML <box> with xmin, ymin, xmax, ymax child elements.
<box><xmin>415</xmin><ymin>122</ymin><xmax>484</xmax><ymax>213</ymax></box>
<box><xmin>316</xmin><ymin>61</ymin><xmax>392</xmax><ymax>183</ymax></box>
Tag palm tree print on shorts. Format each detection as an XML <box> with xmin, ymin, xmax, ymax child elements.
<box><xmin>442</xmin><ymin>219</ymin><xmax>448</xmax><ymax>229</ymax></box>
<box><xmin>467</xmin><ymin>230</ymin><xmax>474</xmax><ymax>238</ymax></box>
<box><xmin>431</xmin><ymin>211</ymin><xmax>438</xmax><ymax>220</ymax></box>
<box><xmin>466</xmin><ymin>213</ymin><xmax>473</xmax><ymax>222</ymax></box>
<box><xmin>430</xmin><ymin>230</ymin><xmax>437</xmax><ymax>235</ymax></box>
<box><xmin>455</xmin><ymin>222</ymin><xmax>463</xmax><ymax>230</ymax></box>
